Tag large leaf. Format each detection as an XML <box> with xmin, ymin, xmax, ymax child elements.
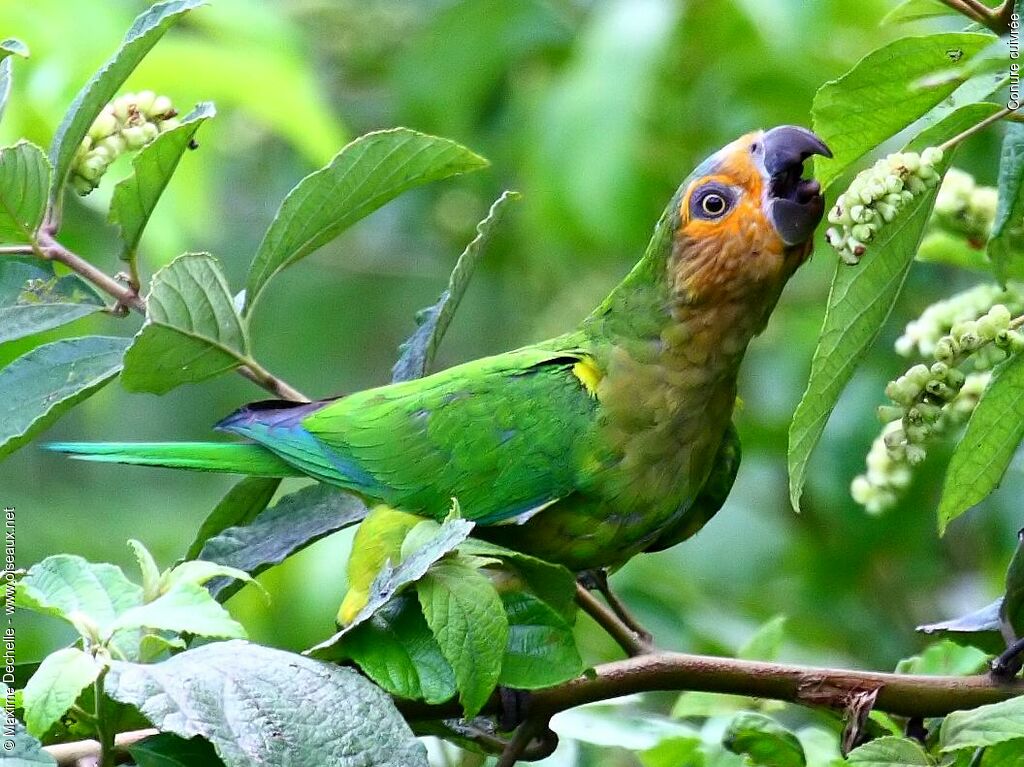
<box><xmin>22</xmin><ymin>647</ymin><xmax>101</xmax><ymax>738</ymax></box>
<box><xmin>307</xmin><ymin>517</ymin><xmax>473</xmax><ymax>656</ymax></box>
<box><xmin>243</xmin><ymin>128</ymin><xmax>488</xmax><ymax>314</ymax></box>
<box><xmin>0</xmin><ymin>335</ymin><xmax>130</xmax><ymax>459</ymax></box>
<box><xmin>0</xmin><ymin>261</ymin><xmax>103</xmax><ymax>345</ymax></box>
<box><xmin>846</xmin><ymin>736</ymin><xmax>934</xmax><ymax>766</ymax></box>
<box><xmin>988</xmin><ymin>122</ymin><xmax>1024</xmax><ymax>283</ymax></box>
<box><xmin>129</xmin><ymin>733</ymin><xmax>225</xmax><ymax>767</ymax></box>
<box><xmin>392</xmin><ymin>190</ymin><xmax>519</xmax><ymax>381</ymax></box>
<box><xmin>812</xmin><ymin>32</ymin><xmax>994</xmax><ymax>188</ymax></box>
<box><xmin>197</xmin><ymin>484</ymin><xmax>368</xmax><ymax>600</ymax></box>
<box><xmin>0</xmin><ymin>39</ymin><xmax>29</xmax><ymax>127</ymax></box>
<box><xmin>121</xmin><ymin>254</ymin><xmax>249</xmax><ymax>394</ymax></box>
<box><xmin>941</xmin><ymin>696</ymin><xmax>1024</xmax><ymax>751</ymax></box>
<box><xmin>48</xmin><ymin>0</ymin><xmax>203</xmax><ymax>204</ymax></box>
<box><xmin>722</xmin><ymin>712</ymin><xmax>806</xmax><ymax>767</ymax></box>
<box><xmin>185</xmin><ymin>477</ymin><xmax>280</xmax><ymax>560</ymax></box>
<box><xmin>2</xmin><ymin>715</ymin><xmax>56</xmax><ymax>766</ymax></box>
<box><xmin>498</xmin><ymin>590</ymin><xmax>583</xmax><ymax>689</ymax></box>
<box><xmin>106</xmin><ymin>640</ymin><xmax>428</xmax><ymax>767</ymax></box>
<box><xmin>333</xmin><ymin>593</ymin><xmax>457</xmax><ymax>704</ymax></box>
<box><xmin>938</xmin><ymin>354</ymin><xmax>1024</xmax><ymax>530</ymax></box>
<box><xmin>0</xmin><ymin>141</ymin><xmax>50</xmax><ymax>244</ymax></box>
<box><xmin>108</xmin><ymin>582</ymin><xmax>245</xmax><ymax>640</ymax></box>
<box><xmin>110</xmin><ymin>102</ymin><xmax>216</xmax><ymax>264</ymax></box>
<box><xmin>417</xmin><ymin>557</ymin><xmax>508</xmax><ymax>717</ymax></box>
<box><xmin>788</xmin><ymin>103</ymin><xmax>1000</xmax><ymax>511</ymax></box>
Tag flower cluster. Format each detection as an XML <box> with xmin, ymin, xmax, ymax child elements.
<box><xmin>70</xmin><ymin>91</ymin><xmax>181</xmax><ymax>195</ymax></box>
<box><xmin>931</xmin><ymin>167</ymin><xmax>998</xmax><ymax>243</ymax></box>
<box><xmin>825</xmin><ymin>147</ymin><xmax>944</xmax><ymax>265</ymax></box>
<box><xmin>895</xmin><ymin>283</ymin><xmax>1024</xmax><ymax>357</ymax></box>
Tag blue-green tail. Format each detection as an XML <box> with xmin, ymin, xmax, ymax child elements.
<box><xmin>46</xmin><ymin>441</ymin><xmax>305</xmax><ymax>477</ymax></box>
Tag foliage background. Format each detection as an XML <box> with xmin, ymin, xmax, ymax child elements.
<box><xmin>4</xmin><ymin>0</ymin><xmax>1020</xmax><ymax>762</ymax></box>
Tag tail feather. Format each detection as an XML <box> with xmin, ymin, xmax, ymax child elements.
<box><xmin>45</xmin><ymin>441</ymin><xmax>305</xmax><ymax>477</ymax></box>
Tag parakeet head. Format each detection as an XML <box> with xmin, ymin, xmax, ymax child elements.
<box><xmin>669</xmin><ymin>125</ymin><xmax>831</xmax><ymax>302</ymax></box>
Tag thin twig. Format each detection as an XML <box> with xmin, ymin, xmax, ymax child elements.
<box><xmin>937</xmin><ymin>0</ymin><xmax>991</xmax><ymax>25</ymax></box>
<box><xmin>939</xmin><ymin>106</ymin><xmax>1019</xmax><ymax>153</ymax></box>
<box><xmin>45</xmin><ymin>728</ymin><xmax>157</xmax><ymax>766</ymax></box>
<box><xmin>575</xmin><ymin>584</ymin><xmax>653</xmax><ymax>657</ymax></box>
<box><xmin>0</xmin><ymin>245</ymin><xmax>34</xmax><ymax>255</ymax></box>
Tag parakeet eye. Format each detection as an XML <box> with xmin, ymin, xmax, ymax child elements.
<box><xmin>690</xmin><ymin>185</ymin><xmax>734</xmax><ymax>220</ymax></box>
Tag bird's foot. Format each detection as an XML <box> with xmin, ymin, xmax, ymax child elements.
<box><xmin>990</xmin><ymin>636</ymin><xmax>1024</xmax><ymax>680</ymax></box>
<box><xmin>497</xmin><ymin>687</ymin><xmax>532</xmax><ymax>733</ymax></box>
<box><xmin>577</xmin><ymin>568</ymin><xmax>654</xmax><ymax>647</ymax></box>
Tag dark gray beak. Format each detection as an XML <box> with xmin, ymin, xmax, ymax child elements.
<box><xmin>755</xmin><ymin>125</ymin><xmax>832</xmax><ymax>246</ymax></box>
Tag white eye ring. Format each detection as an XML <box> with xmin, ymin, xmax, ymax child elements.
<box><xmin>701</xmin><ymin>193</ymin><xmax>727</xmax><ymax>216</ymax></box>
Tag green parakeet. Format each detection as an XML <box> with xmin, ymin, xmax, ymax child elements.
<box><xmin>50</xmin><ymin>126</ymin><xmax>830</xmax><ymax>623</ymax></box>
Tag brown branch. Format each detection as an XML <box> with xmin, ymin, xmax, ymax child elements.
<box><xmin>45</xmin><ymin>728</ymin><xmax>157</xmax><ymax>766</ymax></box>
<box><xmin>21</xmin><ymin>231</ymin><xmax>309</xmax><ymax>403</ymax></box>
<box><xmin>575</xmin><ymin>584</ymin><xmax>653</xmax><ymax>657</ymax></box>
<box><xmin>936</xmin><ymin>0</ymin><xmax>1015</xmax><ymax>32</ymax></box>
<box><xmin>44</xmin><ymin>652</ymin><xmax>1024</xmax><ymax>764</ymax></box>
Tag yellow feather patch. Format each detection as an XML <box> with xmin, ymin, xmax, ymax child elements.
<box><xmin>572</xmin><ymin>357</ymin><xmax>602</xmax><ymax>398</ymax></box>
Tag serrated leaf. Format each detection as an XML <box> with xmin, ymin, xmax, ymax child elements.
<box><xmin>22</xmin><ymin>648</ymin><xmax>101</xmax><ymax>738</ymax></box>
<box><xmin>847</xmin><ymin>736</ymin><xmax>934</xmax><ymax>766</ymax></box>
<box><xmin>106</xmin><ymin>640</ymin><xmax>428</xmax><ymax>767</ymax></box>
<box><xmin>812</xmin><ymin>32</ymin><xmax>994</xmax><ymax>188</ymax></box>
<box><xmin>0</xmin><ymin>335</ymin><xmax>129</xmax><ymax>460</ymax></box>
<box><xmin>917</xmin><ymin>598</ymin><xmax>1007</xmax><ymax>654</ymax></box>
<box><xmin>941</xmin><ymin>696</ymin><xmax>1024</xmax><ymax>751</ymax></box>
<box><xmin>129</xmin><ymin>733</ymin><xmax>224</xmax><ymax>767</ymax></box>
<box><xmin>417</xmin><ymin>558</ymin><xmax>508</xmax><ymax>717</ymax></box>
<box><xmin>48</xmin><ymin>0</ymin><xmax>203</xmax><ymax>203</ymax></box>
<box><xmin>185</xmin><ymin>477</ymin><xmax>280</xmax><ymax>560</ymax></box>
<box><xmin>15</xmin><ymin>554</ymin><xmax>143</xmax><ymax>632</ymax></box>
<box><xmin>244</xmin><ymin>127</ymin><xmax>488</xmax><ymax>314</ymax></box>
<box><xmin>332</xmin><ymin>593</ymin><xmax>457</xmax><ymax>704</ymax></box>
<box><xmin>128</xmin><ymin>539</ymin><xmax>162</xmax><ymax>602</ymax></box>
<box><xmin>894</xmin><ymin>640</ymin><xmax>990</xmax><ymax>675</ymax></box>
<box><xmin>789</xmin><ymin>102</ymin><xmax>1001</xmax><ymax>511</ymax></box>
<box><xmin>0</xmin><ymin>261</ymin><xmax>104</xmax><ymax>346</ymax></box>
<box><xmin>107</xmin><ymin>581</ymin><xmax>245</xmax><ymax>639</ymax></box>
<box><xmin>737</xmin><ymin>615</ymin><xmax>787</xmax><ymax>661</ymax></box>
<box><xmin>307</xmin><ymin>517</ymin><xmax>473</xmax><ymax>655</ymax></box>
<box><xmin>722</xmin><ymin>712</ymin><xmax>805</xmax><ymax>767</ymax></box>
<box><xmin>498</xmin><ymin>590</ymin><xmax>583</xmax><ymax>689</ymax></box>
<box><xmin>880</xmin><ymin>0</ymin><xmax>961</xmax><ymax>25</ymax></box>
<box><xmin>121</xmin><ymin>253</ymin><xmax>248</xmax><ymax>394</ymax></box>
<box><xmin>0</xmin><ymin>141</ymin><xmax>50</xmax><ymax>244</ymax></box>
<box><xmin>392</xmin><ymin>190</ymin><xmax>518</xmax><ymax>382</ymax></box>
<box><xmin>0</xmin><ymin>39</ymin><xmax>30</xmax><ymax>127</ymax></box>
<box><xmin>197</xmin><ymin>484</ymin><xmax>368</xmax><ymax>601</ymax></box>
<box><xmin>110</xmin><ymin>102</ymin><xmax>215</xmax><ymax>265</ymax></box>
<box><xmin>2</xmin><ymin>716</ymin><xmax>56</xmax><ymax>766</ymax></box>
<box><xmin>988</xmin><ymin>122</ymin><xmax>1024</xmax><ymax>283</ymax></box>
<box><xmin>938</xmin><ymin>354</ymin><xmax>1024</xmax><ymax>530</ymax></box>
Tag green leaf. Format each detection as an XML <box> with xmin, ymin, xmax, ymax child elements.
<box><xmin>159</xmin><ymin>560</ymin><xmax>261</xmax><ymax>596</ymax></box>
<box><xmin>978</xmin><ymin>739</ymin><xmax>1024</xmax><ymax>767</ymax></box>
<box><xmin>640</xmin><ymin>736</ymin><xmax>706</xmax><ymax>767</ymax></box>
<box><xmin>307</xmin><ymin>517</ymin><xmax>473</xmax><ymax>655</ymax></box>
<box><xmin>15</xmin><ymin>554</ymin><xmax>143</xmax><ymax>633</ymax></box>
<box><xmin>22</xmin><ymin>648</ymin><xmax>101</xmax><ymax>738</ymax></box>
<box><xmin>243</xmin><ymin>127</ymin><xmax>488</xmax><ymax>314</ymax></box>
<box><xmin>847</xmin><ymin>736</ymin><xmax>934</xmax><ymax>766</ymax></box>
<box><xmin>121</xmin><ymin>254</ymin><xmax>248</xmax><ymax>394</ymax></box>
<box><xmin>417</xmin><ymin>557</ymin><xmax>508</xmax><ymax>717</ymax></box>
<box><xmin>107</xmin><ymin>581</ymin><xmax>245</xmax><ymax>640</ymax></box>
<box><xmin>737</xmin><ymin>615</ymin><xmax>787</xmax><ymax>661</ymax></box>
<box><xmin>722</xmin><ymin>712</ymin><xmax>805</xmax><ymax>767</ymax></box>
<box><xmin>456</xmin><ymin>538</ymin><xmax>577</xmax><ymax>622</ymax></box>
<box><xmin>48</xmin><ymin>0</ymin><xmax>203</xmax><ymax>203</ymax></box>
<box><xmin>197</xmin><ymin>484</ymin><xmax>369</xmax><ymax>601</ymax></box>
<box><xmin>0</xmin><ymin>336</ymin><xmax>129</xmax><ymax>459</ymax></box>
<box><xmin>332</xmin><ymin>593</ymin><xmax>457</xmax><ymax>704</ymax></box>
<box><xmin>129</xmin><ymin>733</ymin><xmax>225</xmax><ymax>767</ymax></box>
<box><xmin>941</xmin><ymin>696</ymin><xmax>1024</xmax><ymax>751</ymax></box>
<box><xmin>788</xmin><ymin>102</ymin><xmax>1000</xmax><ymax>511</ymax></box>
<box><xmin>0</xmin><ymin>141</ymin><xmax>50</xmax><ymax>244</ymax></box>
<box><xmin>128</xmin><ymin>539</ymin><xmax>162</xmax><ymax>602</ymax></box>
<box><xmin>938</xmin><ymin>354</ymin><xmax>1024</xmax><ymax>530</ymax></box>
<box><xmin>185</xmin><ymin>477</ymin><xmax>280</xmax><ymax>560</ymax></box>
<box><xmin>988</xmin><ymin>122</ymin><xmax>1024</xmax><ymax>283</ymax></box>
<box><xmin>106</xmin><ymin>640</ymin><xmax>428</xmax><ymax>767</ymax></box>
<box><xmin>392</xmin><ymin>190</ymin><xmax>519</xmax><ymax>382</ymax></box>
<box><xmin>812</xmin><ymin>32</ymin><xmax>994</xmax><ymax>188</ymax></box>
<box><xmin>880</xmin><ymin>0</ymin><xmax>961</xmax><ymax>25</ymax></box>
<box><xmin>894</xmin><ymin>639</ymin><xmax>990</xmax><ymax>675</ymax></box>
<box><xmin>0</xmin><ymin>39</ymin><xmax>30</xmax><ymax>127</ymax></box>
<box><xmin>110</xmin><ymin>102</ymin><xmax>216</xmax><ymax>265</ymax></box>
<box><xmin>0</xmin><ymin>262</ymin><xmax>104</xmax><ymax>346</ymax></box>
<box><xmin>1002</xmin><ymin>530</ymin><xmax>1024</xmax><ymax>639</ymax></box>
<box><xmin>2</xmin><ymin>716</ymin><xmax>57</xmax><ymax>766</ymax></box>
<box><xmin>498</xmin><ymin>590</ymin><xmax>583</xmax><ymax>689</ymax></box>
<box><xmin>917</xmin><ymin>599</ymin><xmax>1007</xmax><ymax>654</ymax></box>
<box><xmin>138</xmin><ymin>634</ymin><xmax>186</xmax><ymax>663</ymax></box>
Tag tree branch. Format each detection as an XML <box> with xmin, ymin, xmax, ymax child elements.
<box><xmin>936</xmin><ymin>0</ymin><xmax>1016</xmax><ymax>33</ymax></box>
<box><xmin>575</xmin><ymin>584</ymin><xmax>653</xmax><ymax>657</ymax></box>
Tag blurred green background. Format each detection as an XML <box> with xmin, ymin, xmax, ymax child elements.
<box><xmin>4</xmin><ymin>0</ymin><xmax>1020</xmax><ymax>762</ymax></box>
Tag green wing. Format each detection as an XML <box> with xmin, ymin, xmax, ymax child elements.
<box><xmin>298</xmin><ymin>344</ymin><xmax>598</xmax><ymax>524</ymax></box>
